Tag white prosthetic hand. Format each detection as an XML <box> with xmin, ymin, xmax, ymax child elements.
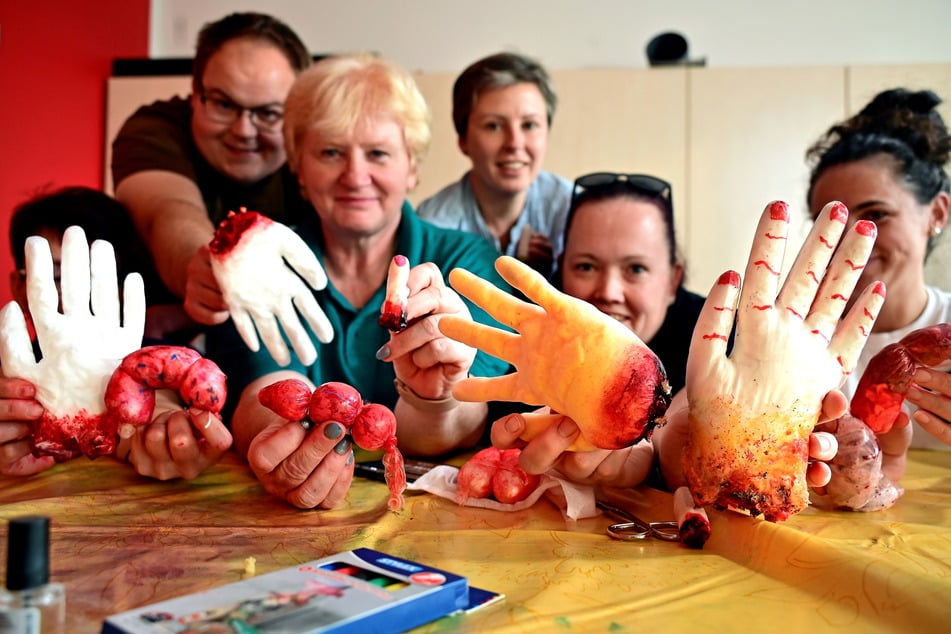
<box><xmin>0</xmin><ymin>226</ymin><xmax>145</xmax><ymax>458</ymax></box>
<box><xmin>209</xmin><ymin>210</ymin><xmax>333</xmax><ymax>367</ymax></box>
<box><xmin>682</xmin><ymin>200</ymin><xmax>884</xmax><ymax>522</ymax></box>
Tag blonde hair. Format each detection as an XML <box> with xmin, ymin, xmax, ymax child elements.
<box><xmin>283</xmin><ymin>53</ymin><xmax>431</xmax><ymax>172</ymax></box>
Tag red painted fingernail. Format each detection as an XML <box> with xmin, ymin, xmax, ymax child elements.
<box><xmin>718</xmin><ymin>271</ymin><xmax>740</xmax><ymax>287</ymax></box>
<box><xmin>855</xmin><ymin>220</ymin><xmax>877</xmax><ymax>237</ymax></box>
<box><xmin>872</xmin><ymin>281</ymin><xmax>886</xmax><ymax>297</ymax></box>
<box><xmin>828</xmin><ymin>202</ymin><xmax>848</xmax><ymax>223</ymax></box>
<box><xmin>769</xmin><ymin>201</ymin><xmax>789</xmax><ymax>221</ymax></box>
<box><xmin>394</xmin><ymin>254</ymin><xmax>408</xmax><ymax>266</ymax></box>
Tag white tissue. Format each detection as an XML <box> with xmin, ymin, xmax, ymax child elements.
<box><xmin>408</xmin><ymin>465</ymin><xmax>599</xmax><ymax>520</ymax></box>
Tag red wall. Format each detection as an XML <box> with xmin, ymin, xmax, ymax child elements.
<box><xmin>0</xmin><ymin>1</ymin><xmax>150</xmax><ymax>306</ymax></box>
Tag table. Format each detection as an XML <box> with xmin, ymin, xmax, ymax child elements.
<box><xmin>2</xmin><ymin>450</ymin><xmax>950</xmax><ymax>633</ymax></box>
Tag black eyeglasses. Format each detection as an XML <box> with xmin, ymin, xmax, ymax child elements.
<box><xmin>197</xmin><ymin>86</ymin><xmax>284</xmax><ymax>131</ymax></box>
<box><xmin>571</xmin><ymin>172</ymin><xmax>672</xmax><ymax>206</ymax></box>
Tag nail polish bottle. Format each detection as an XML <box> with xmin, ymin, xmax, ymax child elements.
<box><xmin>0</xmin><ymin>516</ymin><xmax>65</xmax><ymax>634</ymax></box>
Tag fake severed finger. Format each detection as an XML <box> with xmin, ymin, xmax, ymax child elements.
<box><xmin>379</xmin><ymin>255</ymin><xmax>411</xmax><ymax>332</ymax></box>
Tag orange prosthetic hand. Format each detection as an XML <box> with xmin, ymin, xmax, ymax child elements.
<box><xmin>439</xmin><ymin>256</ymin><xmax>670</xmax><ymax>451</ymax></box>
<box><xmin>683</xmin><ymin>201</ymin><xmax>884</xmax><ymax>522</ymax></box>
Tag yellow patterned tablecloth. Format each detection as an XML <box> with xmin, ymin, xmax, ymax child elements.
<box><xmin>1</xmin><ymin>450</ymin><xmax>950</xmax><ymax>633</ymax></box>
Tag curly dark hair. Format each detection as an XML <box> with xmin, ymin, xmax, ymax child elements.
<box><xmin>806</xmin><ymin>88</ymin><xmax>950</xmax><ymax>255</ymax></box>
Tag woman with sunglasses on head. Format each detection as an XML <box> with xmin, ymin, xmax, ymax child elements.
<box><xmin>416</xmin><ymin>52</ymin><xmax>572</xmax><ymax>278</ymax></box>
<box><xmin>489</xmin><ymin>173</ymin><xmax>706</xmax><ymax>489</ymax></box>
<box><xmin>553</xmin><ymin>173</ymin><xmax>704</xmax><ymax>394</ymax></box>
<box><xmin>806</xmin><ymin>88</ymin><xmax>951</xmax><ymax>472</ymax></box>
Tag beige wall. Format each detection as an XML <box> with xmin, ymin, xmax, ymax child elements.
<box><xmin>150</xmin><ymin>0</ymin><xmax>951</xmax><ymax>72</ymax></box>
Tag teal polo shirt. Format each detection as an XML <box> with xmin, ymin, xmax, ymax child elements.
<box><xmin>204</xmin><ymin>202</ymin><xmax>512</xmax><ymax>422</ymax></box>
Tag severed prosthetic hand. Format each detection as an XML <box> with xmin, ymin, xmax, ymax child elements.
<box><xmin>0</xmin><ymin>227</ymin><xmax>145</xmax><ymax>459</ymax></box>
<box><xmin>683</xmin><ymin>201</ymin><xmax>884</xmax><ymax>522</ymax></box>
<box><xmin>439</xmin><ymin>256</ymin><xmax>671</xmax><ymax>451</ymax></box>
<box><xmin>209</xmin><ymin>209</ymin><xmax>333</xmax><ymax>367</ymax></box>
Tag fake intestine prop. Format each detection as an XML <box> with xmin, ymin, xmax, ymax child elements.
<box><xmin>209</xmin><ymin>209</ymin><xmax>334</xmax><ymax>367</ymax></box>
<box><xmin>0</xmin><ymin>227</ymin><xmax>226</xmax><ymax>460</ymax></box>
<box><xmin>812</xmin><ymin>413</ymin><xmax>903</xmax><ymax>512</ymax></box>
<box><xmin>455</xmin><ymin>446</ymin><xmax>542</xmax><ymax>505</ymax></box>
<box><xmin>258</xmin><ymin>378</ymin><xmax>406</xmax><ymax>511</ymax></box>
<box><xmin>850</xmin><ymin>323</ymin><xmax>951</xmax><ymax>434</ymax></box>
<box><xmin>815</xmin><ymin>322</ymin><xmax>951</xmax><ymax>512</ymax></box>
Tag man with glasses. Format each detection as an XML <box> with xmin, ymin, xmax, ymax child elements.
<box><xmin>111</xmin><ymin>12</ymin><xmax>312</xmax><ymax>327</ymax></box>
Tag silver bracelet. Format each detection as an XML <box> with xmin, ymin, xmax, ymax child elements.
<box><xmin>393</xmin><ymin>378</ymin><xmax>459</xmax><ymax>413</ymax></box>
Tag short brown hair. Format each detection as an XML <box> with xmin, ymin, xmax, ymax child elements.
<box><xmin>452</xmin><ymin>52</ymin><xmax>557</xmax><ymax>139</ymax></box>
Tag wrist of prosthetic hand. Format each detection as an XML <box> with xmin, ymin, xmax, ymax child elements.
<box><xmin>393</xmin><ymin>378</ymin><xmax>459</xmax><ymax>413</ymax></box>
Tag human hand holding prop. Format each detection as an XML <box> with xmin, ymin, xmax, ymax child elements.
<box><xmin>0</xmin><ymin>227</ymin><xmax>145</xmax><ymax>459</ymax></box>
<box><xmin>209</xmin><ymin>209</ymin><xmax>333</xmax><ymax>367</ymax></box>
<box><xmin>439</xmin><ymin>256</ymin><xmax>670</xmax><ymax>451</ymax></box>
<box><xmin>683</xmin><ymin>201</ymin><xmax>884</xmax><ymax>522</ymax></box>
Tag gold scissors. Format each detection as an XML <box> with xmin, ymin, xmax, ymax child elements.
<box><xmin>597</xmin><ymin>500</ymin><xmax>680</xmax><ymax>542</ymax></box>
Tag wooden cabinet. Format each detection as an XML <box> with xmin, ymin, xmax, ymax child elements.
<box><xmin>685</xmin><ymin>66</ymin><xmax>845</xmax><ymax>294</ymax></box>
<box><xmin>103</xmin><ymin>76</ymin><xmax>191</xmax><ymax>193</ymax></box>
<box><xmin>104</xmin><ymin>64</ymin><xmax>950</xmax><ymax>295</ymax></box>
<box><xmin>549</xmin><ymin>67</ymin><xmax>689</xmax><ymax>240</ymax></box>
<box><xmin>408</xmin><ymin>71</ymin><xmax>469</xmax><ymax>205</ymax></box>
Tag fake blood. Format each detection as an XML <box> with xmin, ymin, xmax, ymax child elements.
<box><xmin>209</xmin><ymin>208</ymin><xmax>271</xmax><ymax>256</ymax></box>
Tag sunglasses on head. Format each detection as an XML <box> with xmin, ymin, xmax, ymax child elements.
<box><xmin>571</xmin><ymin>172</ymin><xmax>672</xmax><ymax>203</ymax></box>
<box><xmin>564</xmin><ymin>173</ymin><xmax>677</xmax><ymax>260</ymax></box>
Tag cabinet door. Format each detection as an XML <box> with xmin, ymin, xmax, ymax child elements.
<box><xmin>687</xmin><ymin>66</ymin><xmax>845</xmax><ymax>295</ymax></box>
<box><xmin>104</xmin><ymin>76</ymin><xmax>191</xmax><ymax>193</ymax></box>
<box><xmin>849</xmin><ymin>64</ymin><xmax>951</xmax><ymax>292</ymax></box>
<box><xmin>547</xmin><ymin>67</ymin><xmax>688</xmax><ymax>218</ymax></box>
